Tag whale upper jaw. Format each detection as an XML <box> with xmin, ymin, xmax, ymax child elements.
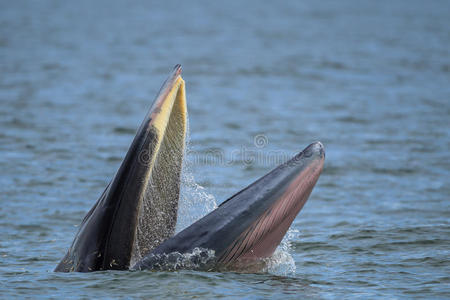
<box><xmin>55</xmin><ymin>65</ymin><xmax>187</xmax><ymax>272</ymax></box>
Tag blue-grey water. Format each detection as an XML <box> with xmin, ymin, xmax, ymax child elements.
<box><xmin>1</xmin><ymin>0</ymin><xmax>449</xmax><ymax>298</ymax></box>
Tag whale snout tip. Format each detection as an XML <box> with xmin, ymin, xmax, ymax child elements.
<box><xmin>173</xmin><ymin>64</ymin><xmax>182</xmax><ymax>75</ymax></box>
<box><xmin>303</xmin><ymin>141</ymin><xmax>325</xmax><ymax>159</ymax></box>
<box><xmin>313</xmin><ymin>141</ymin><xmax>325</xmax><ymax>157</ymax></box>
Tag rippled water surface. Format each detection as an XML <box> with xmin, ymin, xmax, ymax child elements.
<box><xmin>1</xmin><ymin>0</ymin><xmax>449</xmax><ymax>298</ymax></box>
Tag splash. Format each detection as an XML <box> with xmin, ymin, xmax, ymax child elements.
<box><xmin>175</xmin><ymin>121</ymin><xmax>218</xmax><ymax>233</ymax></box>
<box><xmin>264</xmin><ymin>228</ymin><xmax>298</xmax><ymax>276</ymax></box>
<box><xmin>135</xmin><ymin>248</ymin><xmax>216</xmax><ymax>271</ymax></box>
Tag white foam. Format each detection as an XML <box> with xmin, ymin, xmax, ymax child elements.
<box><xmin>264</xmin><ymin>228</ymin><xmax>297</xmax><ymax>276</ymax></box>
<box><xmin>135</xmin><ymin>247</ymin><xmax>216</xmax><ymax>271</ymax></box>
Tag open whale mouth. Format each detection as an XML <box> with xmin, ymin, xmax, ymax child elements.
<box><xmin>56</xmin><ymin>65</ymin><xmax>325</xmax><ymax>273</ymax></box>
<box><xmin>55</xmin><ymin>65</ymin><xmax>188</xmax><ymax>272</ymax></box>
<box><xmin>133</xmin><ymin>142</ymin><xmax>325</xmax><ymax>271</ymax></box>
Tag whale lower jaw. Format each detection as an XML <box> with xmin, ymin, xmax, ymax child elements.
<box><xmin>133</xmin><ymin>142</ymin><xmax>325</xmax><ymax>271</ymax></box>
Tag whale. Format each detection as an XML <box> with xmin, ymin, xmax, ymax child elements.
<box><xmin>55</xmin><ymin>65</ymin><xmax>324</xmax><ymax>272</ymax></box>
